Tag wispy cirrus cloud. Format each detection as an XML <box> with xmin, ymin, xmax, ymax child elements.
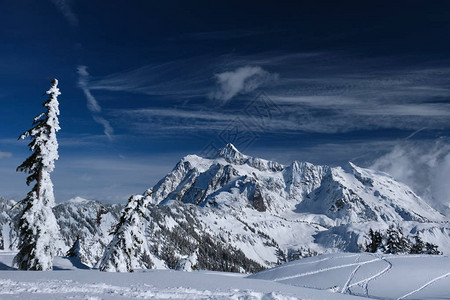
<box><xmin>271</xmin><ymin>95</ymin><xmax>450</xmax><ymax>117</ymax></box>
<box><xmin>50</xmin><ymin>0</ymin><xmax>78</xmax><ymax>27</ymax></box>
<box><xmin>84</xmin><ymin>51</ymin><xmax>450</xmax><ymax>103</ymax></box>
<box><xmin>86</xmin><ymin>58</ymin><xmax>213</xmax><ymax>99</ymax></box>
<box><xmin>113</xmin><ymin>104</ymin><xmax>450</xmax><ymax>137</ymax></box>
<box><xmin>0</xmin><ymin>151</ymin><xmax>12</xmax><ymax>160</ymax></box>
<box><xmin>83</xmin><ymin>57</ymin><xmax>281</xmax><ymax>101</ymax></box>
<box><xmin>211</xmin><ymin>66</ymin><xmax>278</xmax><ymax>101</ymax></box>
<box><xmin>80</xmin><ymin>52</ymin><xmax>450</xmax><ymax>136</ymax></box>
<box><xmin>78</xmin><ymin>66</ymin><xmax>101</xmax><ymax>112</ymax></box>
<box><xmin>77</xmin><ymin>65</ymin><xmax>114</xmax><ymax>140</ymax></box>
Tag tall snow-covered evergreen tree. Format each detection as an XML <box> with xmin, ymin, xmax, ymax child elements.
<box><xmin>99</xmin><ymin>192</ymin><xmax>154</xmax><ymax>272</ymax></box>
<box><xmin>13</xmin><ymin>79</ymin><xmax>61</xmax><ymax>271</ymax></box>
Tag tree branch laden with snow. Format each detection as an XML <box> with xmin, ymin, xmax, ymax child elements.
<box><xmin>13</xmin><ymin>79</ymin><xmax>61</xmax><ymax>271</ymax></box>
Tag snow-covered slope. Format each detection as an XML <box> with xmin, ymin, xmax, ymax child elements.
<box><xmin>250</xmin><ymin>252</ymin><xmax>450</xmax><ymax>299</ymax></box>
<box><xmin>0</xmin><ymin>251</ymin><xmax>448</xmax><ymax>300</ymax></box>
<box><xmin>0</xmin><ymin>251</ymin><xmax>366</xmax><ymax>299</ymax></box>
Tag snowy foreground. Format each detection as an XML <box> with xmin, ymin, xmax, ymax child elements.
<box><xmin>0</xmin><ymin>252</ymin><xmax>449</xmax><ymax>300</ymax></box>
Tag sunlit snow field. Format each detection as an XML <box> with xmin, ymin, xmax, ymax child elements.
<box><xmin>0</xmin><ymin>251</ymin><xmax>448</xmax><ymax>299</ymax></box>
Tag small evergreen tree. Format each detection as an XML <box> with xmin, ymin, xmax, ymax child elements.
<box><xmin>66</xmin><ymin>237</ymin><xmax>81</xmax><ymax>257</ymax></box>
<box><xmin>99</xmin><ymin>193</ymin><xmax>154</xmax><ymax>272</ymax></box>
<box><xmin>364</xmin><ymin>228</ymin><xmax>441</xmax><ymax>256</ymax></box>
<box><xmin>410</xmin><ymin>235</ymin><xmax>425</xmax><ymax>254</ymax></box>
<box><xmin>385</xmin><ymin>225</ymin><xmax>410</xmax><ymax>254</ymax></box>
<box><xmin>66</xmin><ymin>236</ymin><xmax>85</xmax><ymax>258</ymax></box>
<box><xmin>366</xmin><ymin>228</ymin><xmax>384</xmax><ymax>253</ymax></box>
<box><xmin>425</xmin><ymin>242</ymin><xmax>441</xmax><ymax>255</ymax></box>
<box><xmin>13</xmin><ymin>79</ymin><xmax>61</xmax><ymax>270</ymax></box>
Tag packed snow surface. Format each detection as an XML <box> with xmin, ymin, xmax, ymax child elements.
<box><xmin>0</xmin><ymin>251</ymin><xmax>362</xmax><ymax>300</ymax></box>
<box><xmin>1</xmin><ymin>251</ymin><xmax>449</xmax><ymax>299</ymax></box>
<box><xmin>250</xmin><ymin>252</ymin><xmax>450</xmax><ymax>299</ymax></box>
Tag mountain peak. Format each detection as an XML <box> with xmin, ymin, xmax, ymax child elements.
<box><xmin>217</xmin><ymin>143</ymin><xmax>248</xmax><ymax>163</ymax></box>
<box><xmin>222</xmin><ymin>143</ymin><xmax>241</xmax><ymax>154</ymax></box>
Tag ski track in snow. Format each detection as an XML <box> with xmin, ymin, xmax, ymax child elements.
<box><xmin>0</xmin><ymin>279</ymin><xmax>298</xmax><ymax>300</ymax></box>
<box><xmin>347</xmin><ymin>255</ymin><xmax>392</xmax><ymax>297</ymax></box>
<box><xmin>273</xmin><ymin>258</ymin><xmax>380</xmax><ymax>282</ymax></box>
<box><xmin>256</xmin><ymin>254</ymin><xmax>359</xmax><ymax>276</ymax></box>
<box><xmin>267</xmin><ymin>254</ymin><xmax>450</xmax><ymax>299</ymax></box>
<box><xmin>341</xmin><ymin>254</ymin><xmax>361</xmax><ymax>294</ymax></box>
<box><xmin>396</xmin><ymin>272</ymin><xmax>450</xmax><ymax>300</ymax></box>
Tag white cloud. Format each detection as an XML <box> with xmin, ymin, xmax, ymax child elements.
<box><xmin>0</xmin><ymin>151</ymin><xmax>12</xmax><ymax>160</ymax></box>
<box><xmin>371</xmin><ymin>140</ymin><xmax>450</xmax><ymax>216</ymax></box>
<box><xmin>211</xmin><ymin>66</ymin><xmax>278</xmax><ymax>101</ymax></box>
<box><xmin>77</xmin><ymin>54</ymin><xmax>450</xmax><ymax>135</ymax></box>
<box><xmin>271</xmin><ymin>95</ymin><xmax>450</xmax><ymax>117</ymax></box>
<box><xmin>87</xmin><ymin>58</ymin><xmax>211</xmax><ymax>98</ymax></box>
<box><xmin>120</xmin><ymin>108</ymin><xmax>232</xmax><ymax>122</ymax></box>
<box><xmin>51</xmin><ymin>0</ymin><xmax>78</xmax><ymax>27</ymax></box>
<box><xmin>93</xmin><ymin>115</ymin><xmax>114</xmax><ymax>141</ymax></box>
<box><xmin>77</xmin><ymin>65</ymin><xmax>114</xmax><ymax>141</ymax></box>
<box><xmin>113</xmin><ymin>103</ymin><xmax>450</xmax><ymax>137</ymax></box>
<box><xmin>77</xmin><ymin>66</ymin><xmax>101</xmax><ymax>113</ymax></box>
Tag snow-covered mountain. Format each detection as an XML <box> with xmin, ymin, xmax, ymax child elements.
<box><xmin>101</xmin><ymin>143</ymin><xmax>448</xmax><ymax>271</ymax></box>
<box><xmin>1</xmin><ymin>144</ymin><xmax>449</xmax><ymax>271</ymax></box>
<box><xmin>0</xmin><ymin>197</ymin><xmax>122</xmax><ymax>268</ymax></box>
<box><xmin>53</xmin><ymin>197</ymin><xmax>122</xmax><ymax>267</ymax></box>
<box><xmin>152</xmin><ymin>143</ymin><xmax>444</xmax><ymax>223</ymax></box>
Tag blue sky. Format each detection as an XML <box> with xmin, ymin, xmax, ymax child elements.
<box><xmin>1</xmin><ymin>1</ymin><xmax>450</xmax><ymax>209</ymax></box>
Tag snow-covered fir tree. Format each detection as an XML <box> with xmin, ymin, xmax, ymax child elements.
<box><xmin>13</xmin><ymin>79</ymin><xmax>61</xmax><ymax>271</ymax></box>
<box><xmin>364</xmin><ymin>227</ymin><xmax>441</xmax><ymax>255</ymax></box>
<box><xmin>66</xmin><ymin>236</ymin><xmax>84</xmax><ymax>258</ymax></box>
<box><xmin>99</xmin><ymin>192</ymin><xmax>154</xmax><ymax>272</ymax></box>
<box><xmin>425</xmin><ymin>242</ymin><xmax>441</xmax><ymax>255</ymax></box>
<box><xmin>410</xmin><ymin>235</ymin><xmax>425</xmax><ymax>254</ymax></box>
<box><xmin>385</xmin><ymin>225</ymin><xmax>410</xmax><ymax>254</ymax></box>
<box><xmin>365</xmin><ymin>228</ymin><xmax>384</xmax><ymax>253</ymax></box>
